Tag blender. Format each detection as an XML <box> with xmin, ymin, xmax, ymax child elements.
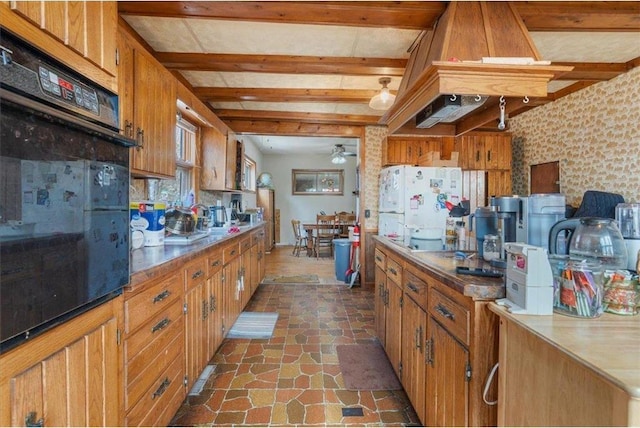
<box><xmin>616</xmin><ymin>203</ymin><xmax>640</xmax><ymax>271</ymax></box>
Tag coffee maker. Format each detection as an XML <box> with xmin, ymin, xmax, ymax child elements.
<box><xmin>490</xmin><ymin>195</ymin><xmax>527</xmax><ymax>244</ymax></box>
<box><xmin>616</xmin><ymin>203</ymin><xmax>640</xmax><ymax>271</ymax></box>
<box><xmin>524</xmin><ymin>193</ymin><xmax>566</xmax><ymax>250</ymax></box>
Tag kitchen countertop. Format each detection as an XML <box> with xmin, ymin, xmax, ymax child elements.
<box><xmin>489</xmin><ymin>302</ymin><xmax>640</xmax><ymax>398</ymax></box>
<box><xmin>373</xmin><ymin>235</ymin><xmax>506</xmax><ymax>300</ymax></box>
<box><xmin>129</xmin><ymin>223</ymin><xmax>264</xmax><ymax>287</ymax></box>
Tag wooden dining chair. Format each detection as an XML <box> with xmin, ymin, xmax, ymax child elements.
<box><xmin>337</xmin><ymin>211</ymin><xmax>356</xmax><ymax>239</ymax></box>
<box><xmin>314</xmin><ymin>214</ymin><xmax>337</xmax><ymax>258</ymax></box>
<box><xmin>291</xmin><ymin>219</ymin><xmax>307</xmax><ymax>257</ymax></box>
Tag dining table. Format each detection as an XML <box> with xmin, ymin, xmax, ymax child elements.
<box><xmin>301</xmin><ymin>219</ymin><xmax>356</xmax><ymax>257</ymax></box>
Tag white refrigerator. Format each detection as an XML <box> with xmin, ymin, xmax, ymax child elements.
<box><xmin>378</xmin><ymin>165</ymin><xmax>463</xmax><ymax>246</ymax></box>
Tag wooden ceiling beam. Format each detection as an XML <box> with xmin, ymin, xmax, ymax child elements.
<box><xmin>221</xmin><ymin>119</ymin><xmax>365</xmax><ymax>138</ymax></box>
<box><xmin>193</xmin><ymin>87</ymin><xmax>380</xmax><ymax>103</ymax></box>
<box><xmin>514</xmin><ymin>2</ymin><xmax>640</xmax><ymax>31</ymax></box>
<box><xmin>214</xmin><ymin>109</ymin><xmax>380</xmax><ymax>126</ymax></box>
<box><xmin>118</xmin><ymin>1</ymin><xmax>446</xmax><ymax>29</ymax></box>
<box><xmin>157</xmin><ymin>53</ymin><xmax>406</xmax><ymax>76</ymax></box>
<box><xmin>553</xmin><ymin>62</ymin><xmax>633</xmax><ymax>81</ymax></box>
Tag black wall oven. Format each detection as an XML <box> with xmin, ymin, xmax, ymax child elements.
<box><xmin>0</xmin><ymin>29</ymin><xmax>135</xmax><ymax>351</ymax></box>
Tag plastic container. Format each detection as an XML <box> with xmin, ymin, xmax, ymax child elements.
<box><xmin>130</xmin><ymin>201</ymin><xmax>166</xmax><ymax>246</ymax></box>
<box><xmin>553</xmin><ymin>259</ymin><xmax>604</xmax><ymax>318</ymax></box>
<box><xmin>602</xmin><ymin>270</ymin><xmax>640</xmax><ymax>316</ymax></box>
<box><xmin>483</xmin><ymin>234</ymin><xmax>501</xmax><ymax>262</ymax></box>
<box><xmin>333</xmin><ymin>238</ymin><xmax>351</xmax><ymax>282</ymax></box>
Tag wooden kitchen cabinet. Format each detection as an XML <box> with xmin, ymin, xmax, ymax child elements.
<box><xmin>374</xmin><ymin>239</ymin><xmax>500</xmax><ymax>427</ymax></box>
<box><xmin>454</xmin><ymin>132</ymin><xmax>512</xmax><ymax>171</ymax></box>
<box><xmin>123</xmin><ymin>271</ymin><xmax>185</xmax><ymax>427</ymax></box>
<box><xmin>382</xmin><ymin>136</ymin><xmax>445</xmax><ymax>166</ymax></box>
<box><xmin>384</xmin><ymin>254</ymin><xmax>403</xmax><ymax>378</ymax></box>
<box><xmin>257</xmin><ymin>188</ymin><xmax>276</xmax><ymax>252</ymax></box>
<box><xmin>240</xmin><ymin>236</ymin><xmax>252</xmax><ymax>308</ymax></box>
<box><xmin>2</xmin><ymin>1</ymin><xmax>117</xmax><ymax>91</ymax></box>
<box><xmin>222</xmin><ymin>240</ymin><xmax>242</xmax><ymax>336</ymax></box>
<box><xmin>117</xmin><ymin>23</ymin><xmax>176</xmax><ymax>179</ymax></box>
<box><xmin>184</xmin><ymin>257</ymin><xmax>208</xmax><ymax>392</ymax></box>
<box><xmin>201</xmin><ymin>126</ymin><xmax>229</xmax><ymax>190</ymax></box>
<box><xmin>206</xmin><ymin>248</ymin><xmax>225</xmax><ymax>358</ymax></box>
<box><xmin>0</xmin><ymin>296</ymin><xmax>123</xmax><ymax>427</ymax></box>
<box><xmin>374</xmin><ymin>248</ymin><xmax>388</xmax><ymax>347</ymax></box>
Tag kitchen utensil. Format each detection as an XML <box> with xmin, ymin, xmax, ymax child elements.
<box><xmin>164</xmin><ymin>208</ymin><xmax>197</xmax><ymax>235</ymax></box>
<box><xmin>548</xmin><ymin>217</ymin><xmax>628</xmax><ymax>270</ymax></box>
<box><xmin>210</xmin><ymin>206</ymin><xmax>228</xmax><ymax>227</ymax></box>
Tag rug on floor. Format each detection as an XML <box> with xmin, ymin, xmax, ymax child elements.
<box><xmin>226</xmin><ymin>312</ymin><xmax>279</xmax><ymax>339</ymax></box>
<box><xmin>337</xmin><ymin>342</ymin><xmax>402</xmax><ymax>391</ymax></box>
<box><xmin>261</xmin><ymin>274</ymin><xmax>319</xmax><ymax>284</ymax></box>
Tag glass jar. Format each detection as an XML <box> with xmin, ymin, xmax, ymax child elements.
<box><xmin>553</xmin><ymin>259</ymin><xmax>604</xmax><ymax>318</ymax></box>
<box><xmin>482</xmin><ymin>234</ymin><xmax>501</xmax><ymax>262</ymax></box>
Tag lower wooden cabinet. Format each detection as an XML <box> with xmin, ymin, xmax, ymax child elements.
<box><xmin>374</xmin><ymin>241</ymin><xmax>499</xmax><ymax>427</ymax></box>
<box><xmin>184</xmin><ymin>257</ymin><xmax>208</xmax><ymax>392</ymax></box>
<box><xmin>0</xmin><ymin>296</ymin><xmax>123</xmax><ymax>427</ymax></box>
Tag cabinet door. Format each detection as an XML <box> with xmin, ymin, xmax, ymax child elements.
<box><xmin>484</xmin><ymin>134</ymin><xmax>512</xmax><ymax>170</ymax></box>
<box><xmin>374</xmin><ymin>265</ymin><xmax>387</xmax><ymax>347</ymax></box>
<box><xmin>426</xmin><ymin>318</ymin><xmax>469</xmax><ymax>427</ymax></box>
<box><xmin>0</xmin><ymin>298</ymin><xmax>122</xmax><ymax>427</ymax></box>
<box><xmin>201</xmin><ymin>126</ymin><xmax>228</xmax><ymax>190</ymax></box>
<box><xmin>250</xmin><ymin>243</ymin><xmax>259</xmax><ymax>296</ymax></box>
<box><xmin>117</xmin><ymin>26</ymin><xmax>135</xmax><ymax>138</ymax></box>
<box><xmin>384</xmin><ymin>281</ymin><xmax>403</xmax><ymax>378</ymax></box>
<box><xmin>207</xmin><ymin>271</ymin><xmax>224</xmax><ymax>359</ymax></box>
<box><xmin>225</xmin><ymin>133</ymin><xmax>238</xmax><ymax>190</ymax></box>
<box><xmin>10</xmin><ymin>1</ymin><xmax>117</xmax><ymax>78</ymax></box>
<box><xmin>401</xmin><ymin>295</ymin><xmax>427</xmax><ymax>423</ymax></box>
<box><xmin>487</xmin><ymin>170</ymin><xmax>512</xmax><ymax>198</ymax></box>
<box><xmin>222</xmin><ymin>257</ymin><xmax>240</xmax><ymax>336</ymax></box>
<box><xmin>185</xmin><ymin>282</ymin><xmax>207</xmax><ymax>391</ymax></box>
<box><xmin>130</xmin><ymin>49</ymin><xmax>176</xmax><ymax>178</ymax></box>
<box><xmin>454</xmin><ymin>135</ymin><xmax>485</xmax><ymax>170</ymax></box>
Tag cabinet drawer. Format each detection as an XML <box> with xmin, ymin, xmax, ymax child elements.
<box><xmin>386</xmin><ymin>256</ymin><xmax>402</xmax><ymax>285</ymax></box>
<box><xmin>184</xmin><ymin>257</ymin><xmax>206</xmax><ymax>290</ymax></box>
<box><xmin>240</xmin><ymin>236</ymin><xmax>252</xmax><ymax>253</ymax></box>
<box><xmin>404</xmin><ymin>269</ymin><xmax>428</xmax><ymax>310</ymax></box>
<box><xmin>429</xmin><ymin>288</ymin><xmax>470</xmax><ymax>346</ymax></box>
<box><xmin>207</xmin><ymin>248</ymin><xmax>223</xmax><ymax>277</ymax></box>
<box><xmin>125</xmin><ymin>320</ymin><xmax>183</xmax><ymax>411</ymax></box>
<box><xmin>223</xmin><ymin>241</ymin><xmax>240</xmax><ymax>264</ymax></box>
<box><xmin>251</xmin><ymin>229</ymin><xmax>264</xmax><ymax>246</ymax></box>
<box><xmin>126</xmin><ymin>350</ymin><xmax>185</xmax><ymax>427</ymax></box>
<box><xmin>125</xmin><ymin>298</ymin><xmax>183</xmax><ymax>360</ymax></box>
<box><xmin>374</xmin><ymin>248</ymin><xmax>387</xmax><ymax>270</ymax></box>
<box><xmin>124</xmin><ymin>272</ymin><xmax>181</xmax><ymax>334</ymax></box>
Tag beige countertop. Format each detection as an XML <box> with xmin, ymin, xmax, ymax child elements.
<box><xmin>489</xmin><ymin>302</ymin><xmax>640</xmax><ymax>398</ymax></box>
<box><xmin>373</xmin><ymin>235</ymin><xmax>506</xmax><ymax>300</ymax></box>
<box><xmin>129</xmin><ymin>223</ymin><xmax>264</xmax><ymax>287</ymax></box>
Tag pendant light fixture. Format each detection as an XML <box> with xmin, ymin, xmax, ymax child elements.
<box><xmin>369</xmin><ymin>77</ymin><xmax>396</xmax><ymax>111</ymax></box>
<box><xmin>331</xmin><ymin>145</ymin><xmax>347</xmax><ymax>164</ymax></box>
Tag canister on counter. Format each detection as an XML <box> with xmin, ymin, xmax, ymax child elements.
<box><xmin>553</xmin><ymin>259</ymin><xmax>604</xmax><ymax>318</ymax></box>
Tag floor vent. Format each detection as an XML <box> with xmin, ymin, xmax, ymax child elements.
<box><xmin>188</xmin><ymin>364</ymin><xmax>216</xmax><ymax>396</ymax></box>
<box><xmin>342</xmin><ymin>407</ymin><xmax>364</xmax><ymax>417</ymax></box>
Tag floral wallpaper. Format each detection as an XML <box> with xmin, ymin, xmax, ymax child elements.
<box><xmin>509</xmin><ymin>66</ymin><xmax>640</xmax><ymax>206</ymax></box>
<box><xmin>362</xmin><ymin>126</ymin><xmax>387</xmax><ymax>230</ymax></box>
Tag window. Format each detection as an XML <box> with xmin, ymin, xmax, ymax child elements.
<box><xmin>292</xmin><ymin>169</ymin><xmax>344</xmax><ymax>195</ymax></box>
<box><xmin>243</xmin><ymin>155</ymin><xmax>256</xmax><ymax>192</ymax></box>
<box><xmin>159</xmin><ymin>116</ymin><xmax>197</xmax><ymax>206</ymax></box>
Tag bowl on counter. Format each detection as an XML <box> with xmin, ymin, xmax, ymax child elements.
<box><xmin>164</xmin><ymin>208</ymin><xmax>196</xmax><ymax>235</ymax></box>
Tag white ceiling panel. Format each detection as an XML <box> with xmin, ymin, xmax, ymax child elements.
<box><xmin>123</xmin><ymin>16</ymin><xmax>204</xmax><ymax>52</ymax></box>
<box><xmin>531</xmin><ymin>32</ymin><xmax>640</xmax><ymax>62</ymax></box>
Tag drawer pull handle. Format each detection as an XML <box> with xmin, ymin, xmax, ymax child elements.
<box><xmin>230</xmin><ymin>249</ymin><xmax>236</xmax><ymax>256</ymax></box>
<box><xmin>151</xmin><ymin>317</ymin><xmax>170</xmax><ymax>333</ymax></box>
<box><xmin>192</xmin><ymin>270</ymin><xmax>203</xmax><ymax>280</ymax></box>
<box><xmin>415</xmin><ymin>326</ymin><xmax>423</xmax><ymax>351</ymax></box>
<box><xmin>375</xmin><ymin>256</ymin><xmax>382</xmax><ymax>262</ymax></box>
<box><xmin>152</xmin><ymin>377</ymin><xmax>171</xmax><ymax>399</ymax></box>
<box><xmin>435</xmin><ymin>304</ymin><xmax>455</xmax><ymax>321</ymax></box>
<box><xmin>388</xmin><ymin>267</ymin><xmax>397</xmax><ymax>275</ymax></box>
<box><xmin>384</xmin><ymin>289</ymin><xmax>389</xmax><ymax>306</ymax></box>
<box><xmin>25</xmin><ymin>411</ymin><xmax>44</xmax><ymax>427</ymax></box>
<box><xmin>210</xmin><ymin>295</ymin><xmax>216</xmax><ymax>312</ymax></box>
<box><xmin>407</xmin><ymin>282</ymin><xmax>419</xmax><ymax>293</ymax></box>
<box><xmin>211</xmin><ymin>260</ymin><xmax>220</xmax><ymax>267</ymax></box>
<box><xmin>153</xmin><ymin>290</ymin><xmax>171</xmax><ymax>303</ymax></box>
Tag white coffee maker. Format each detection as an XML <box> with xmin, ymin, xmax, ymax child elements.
<box><xmin>616</xmin><ymin>203</ymin><xmax>640</xmax><ymax>271</ymax></box>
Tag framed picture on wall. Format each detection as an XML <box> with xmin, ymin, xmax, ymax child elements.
<box><xmin>292</xmin><ymin>169</ymin><xmax>344</xmax><ymax>195</ymax></box>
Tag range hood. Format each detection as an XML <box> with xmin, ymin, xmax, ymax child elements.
<box><xmin>381</xmin><ymin>1</ymin><xmax>573</xmax><ymax>135</ymax></box>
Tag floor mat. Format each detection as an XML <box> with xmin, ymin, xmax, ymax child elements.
<box><xmin>261</xmin><ymin>274</ymin><xmax>320</xmax><ymax>284</ymax></box>
<box><xmin>226</xmin><ymin>312</ymin><xmax>279</xmax><ymax>339</ymax></box>
<box><xmin>337</xmin><ymin>342</ymin><xmax>402</xmax><ymax>391</ymax></box>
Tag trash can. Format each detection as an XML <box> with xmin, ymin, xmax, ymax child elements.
<box><xmin>333</xmin><ymin>238</ymin><xmax>351</xmax><ymax>282</ymax></box>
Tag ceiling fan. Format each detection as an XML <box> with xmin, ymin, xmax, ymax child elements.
<box><xmin>331</xmin><ymin>144</ymin><xmax>356</xmax><ymax>164</ymax></box>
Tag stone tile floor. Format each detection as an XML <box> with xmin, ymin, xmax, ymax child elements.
<box><xmin>169</xmin><ymin>247</ymin><xmax>419</xmax><ymax>426</ymax></box>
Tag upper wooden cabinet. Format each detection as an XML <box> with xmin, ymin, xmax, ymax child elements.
<box><xmin>454</xmin><ymin>133</ymin><xmax>512</xmax><ymax>171</ymax></box>
<box><xmin>201</xmin><ymin>126</ymin><xmax>228</xmax><ymax>190</ymax></box>
<box><xmin>1</xmin><ymin>1</ymin><xmax>117</xmax><ymax>91</ymax></box>
<box><xmin>117</xmin><ymin>23</ymin><xmax>176</xmax><ymax>179</ymax></box>
<box><xmin>383</xmin><ymin>136</ymin><xmax>446</xmax><ymax>166</ymax></box>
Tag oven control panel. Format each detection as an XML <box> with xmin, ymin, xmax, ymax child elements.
<box><xmin>37</xmin><ymin>65</ymin><xmax>100</xmax><ymax>116</ymax></box>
